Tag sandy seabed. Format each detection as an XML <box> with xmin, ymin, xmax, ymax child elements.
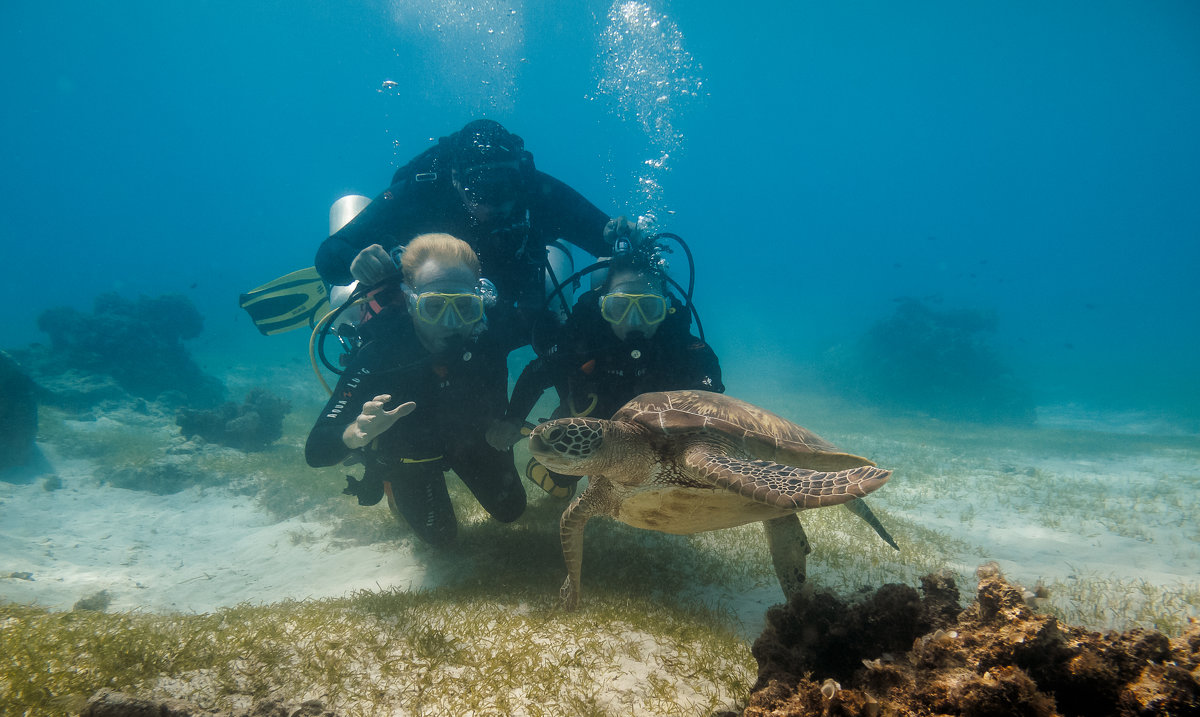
<box><xmin>3</xmin><ymin>390</ymin><xmax>1196</xmax><ymax>629</ymax></box>
<box><xmin>2</xmin><ymin>363</ymin><xmax>1198</xmax><ymax>715</ymax></box>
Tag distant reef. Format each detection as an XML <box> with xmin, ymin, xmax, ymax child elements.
<box><xmin>741</xmin><ymin>568</ymin><xmax>1199</xmax><ymax>716</ymax></box>
<box><xmin>823</xmin><ymin>298</ymin><xmax>1036</xmax><ymax>425</ymax></box>
<box><xmin>177</xmin><ymin>387</ymin><xmax>292</xmax><ymax>452</ymax></box>
<box><xmin>0</xmin><ymin>350</ymin><xmax>38</xmax><ymax>473</ymax></box>
<box><xmin>11</xmin><ymin>292</ymin><xmax>225</xmax><ymax>409</ymax></box>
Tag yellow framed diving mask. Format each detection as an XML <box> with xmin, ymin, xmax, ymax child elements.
<box><xmin>599</xmin><ymin>292</ymin><xmax>670</xmax><ymax>325</ymax></box>
<box><xmin>411</xmin><ymin>292</ymin><xmax>485</xmax><ymax>325</ymax></box>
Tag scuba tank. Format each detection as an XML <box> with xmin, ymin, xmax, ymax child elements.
<box><xmin>327</xmin><ymin>194</ymin><xmax>373</xmax><ymax>313</ymax></box>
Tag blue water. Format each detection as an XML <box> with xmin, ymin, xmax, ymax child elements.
<box><xmin>3</xmin><ymin>0</ymin><xmax>1198</xmax><ymax>424</ymax></box>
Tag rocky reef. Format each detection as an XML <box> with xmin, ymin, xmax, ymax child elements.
<box><xmin>824</xmin><ymin>298</ymin><xmax>1035</xmax><ymax>425</ymax></box>
<box><xmin>176</xmin><ymin>387</ymin><xmax>292</xmax><ymax>452</ymax></box>
<box><xmin>742</xmin><ymin>568</ymin><xmax>1200</xmax><ymax>716</ymax></box>
<box><xmin>16</xmin><ymin>292</ymin><xmax>225</xmax><ymax>409</ymax></box>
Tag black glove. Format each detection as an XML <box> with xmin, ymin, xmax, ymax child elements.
<box><xmin>343</xmin><ymin>474</ymin><xmax>385</xmax><ymax>506</ymax></box>
<box><xmin>604</xmin><ymin>215</ymin><xmax>645</xmax><ymax>253</ymax></box>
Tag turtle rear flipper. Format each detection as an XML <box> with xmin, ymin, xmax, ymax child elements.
<box><xmin>682</xmin><ymin>444</ymin><xmax>891</xmax><ymax>510</ymax></box>
<box><xmin>844</xmin><ymin>498</ymin><xmax>900</xmax><ymax>550</ymax></box>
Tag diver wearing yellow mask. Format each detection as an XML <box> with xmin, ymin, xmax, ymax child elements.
<box><xmin>487</xmin><ymin>236</ymin><xmax>724</xmax><ymax>497</ymax></box>
<box><xmin>306</xmin><ymin>233</ymin><xmax>526</xmax><ymax>546</ymax></box>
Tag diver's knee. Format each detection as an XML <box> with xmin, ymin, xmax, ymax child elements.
<box><xmin>414</xmin><ymin>519</ymin><xmax>458</xmax><ymax>548</ymax></box>
<box><xmin>489</xmin><ymin>496</ymin><xmax>526</xmax><ymax>523</ymax></box>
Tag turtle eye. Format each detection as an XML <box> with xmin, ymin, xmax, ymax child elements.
<box><xmin>544</xmin><ymin>425</ymin><xmax>567</xmax><ymax>448</ymax></box>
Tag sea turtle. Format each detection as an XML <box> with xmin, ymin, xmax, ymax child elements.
<box><xmin>527</xmin><ymin>390</ymin><xmax>895</xmax><ymax>610</ymax></box>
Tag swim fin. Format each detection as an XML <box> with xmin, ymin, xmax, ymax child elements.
<box><xmin>239</xmin><ymin>267</ymin><xmax>330</xmax><ymax>336</ymax></box>
<box><xmin>525</xmin><ymin>457</ymin><xmax>578</xmax><ymax>500</ymax></box>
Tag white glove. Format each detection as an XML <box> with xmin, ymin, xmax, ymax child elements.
<box><xmin>343</xmin><ymin>394</ymin><xmax>416</xmax><ymax>449</ymax></box>
<box><xmin>485</xmin><ymin>418</ymin><xmax>527</xmax><ymax>451</ymax></box>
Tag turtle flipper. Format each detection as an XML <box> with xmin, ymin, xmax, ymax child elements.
<box><xmin>559</xmin><ymin>479</ymin><xmax>617</xmax><ymax>611</ymax></box>
<box><xmin>844</xmin><ymin>498</ymin><xmax>899</xmax><ymax>550</ymax></box>
<box><xmin>763</xmin><ymin>514</ymin><xmax>811</xmax><ymax>600</ymax></box>
<box><xmin>682</xmin><ymin>443</ymin><xmax>891</xmax><ymax>510</ymax></box>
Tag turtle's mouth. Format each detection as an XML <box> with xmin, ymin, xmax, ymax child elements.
<box><xmin>528</xmin><ymin>433</ymin><xmax>552</xmax><ymax>458</ymax></box>
<box><xmin>528</xmin><ymin>431</ymin><xmax>569</xmax><ymax>467</ymax></box>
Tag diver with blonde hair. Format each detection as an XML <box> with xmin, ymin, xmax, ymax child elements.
<box><xmin>306</xmin><ymin>233</ymin><xmax>525</xmax><ymax>545</ymax></box>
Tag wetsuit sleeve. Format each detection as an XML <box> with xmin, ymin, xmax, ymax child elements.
<box><xmin>531</xmin><ymin>171</ymin><xmax>610</xmax><ymax>258</ymax></box>
<box><xmin>680</xmin><ymin>336</ymin><xmax>725</xmax><ymax>394</ymax></box>
<box><xmin>314</xmin><ymin>182</ymin><xmax>414</xmax><ymax>286</ymax></box>
<box><xmin>305</xmin><ymin>361</ymin><xmax>383</xmax><ymax>467</ymax></box>
<box><xmin>506</xmin><ymin>354</ymin><xmax>559</xmax><ymax>423</ymax></box>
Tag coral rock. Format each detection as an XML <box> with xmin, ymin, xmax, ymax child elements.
<box><xmin>24</xmin><ymin>292</ymin><xmax>225</xmax><ymax>408</ymax></box>
<box><xmin>177</xmin><ymin>388</ymin><xmax>291</xmax><ymax>451</ymax></box>
<box><xmin>743</xmin><ymin>573</ymin><xmax>1200</xmax><ymax>716</ymax></box>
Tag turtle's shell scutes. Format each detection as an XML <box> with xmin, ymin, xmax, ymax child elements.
<box><xmin>614</xmin><ymin>390</ymin><xmax>874</xmax><ymax>471</ymax></box>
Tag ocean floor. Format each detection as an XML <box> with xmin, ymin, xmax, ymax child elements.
<box><xmin>2</xmin><ymin>359</ymin><xmax>1198</xmax><ymax>714</ymax></box>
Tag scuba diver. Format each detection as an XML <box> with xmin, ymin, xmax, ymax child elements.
<box><xmin>486</xmin><ymin>230</ymin><xmax>724</xmax><ymax>497</ymax></box>
<box><xmin>305</xmin><ymin>233</ymin><xmax>526</xmax><ymax>546</ymax></box>
<box><xmin>314</xmin><ymin>119</ymin><xmax>623</xmax><ymax>343</ymax></box>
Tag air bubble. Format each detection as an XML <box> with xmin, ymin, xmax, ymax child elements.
<box><xmin>595</xmin><ymin>1</ymin><xmax>704</xmax><ymax>218</ymax></box>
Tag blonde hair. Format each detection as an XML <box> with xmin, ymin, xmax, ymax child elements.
<box><xmin>400</xmin><ymin>233</ymin><xmax>482</xmax><ymax>285</ymax></box>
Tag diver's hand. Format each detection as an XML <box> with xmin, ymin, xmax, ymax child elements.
<box><xmin>343</xmin><ymin>394</ymin><xmax>416</xmax><ymax>449</ymax></box>
<box><xmin>604</xmin><ymin>215</ymin><xmax>644</xmax><ymax>248</ymax></box>
<box><xmin>350</xmin><ymin>244</ymin><xmax>399</xmax><ymax>285</ymax></box>
<box><xmin>485</xmin><ymin>418</ymin><xmax>527</xmax><ymax>451</ymax></box>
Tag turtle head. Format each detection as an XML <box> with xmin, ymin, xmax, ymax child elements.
<box><xmin>528</xmin><ymin>417</ymin><xmax>619</xmax><ymax>475</ymax></box>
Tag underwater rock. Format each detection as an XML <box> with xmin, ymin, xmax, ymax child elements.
<box><xmin>81</xmin><ymin>689</ymin><xmax>209</xmax><ymax>717</ymax></box>
<box><xmin>0</xmin><ymin>350</ymin><xmax>38</xmax><ymax>472</ymax></box>
<box><xmin>176</xmin><ymin>388</ymin><xmax>292</xmax><ymax>451</ymax></box>
<box><xmin>823</xmin><ymin>298</ymin><xmax>1036</xmax><ymax>425</ymax></box>
<box><xmin>743</xmin><ymin>570</ymin><xmax>1200</xmax><ymax>716</ymax></box>
<box><xmin>73</xmin><ymin>590</ymin><xmax>113</xmax><ymax>612</ymax></box>
<box><xmin>108</xmin><ymin>455</ymin><xmax>209</xmax><ymax>495</ymax></box>
<box><xmin>22</xmin><ymin>292</ymin><xmax>225</xmax><ymax>408</ymax></box>
<box><xmin>81</xmin><ymin>690</ymin><xmax>339</xmax><ymax>717</ymax></box>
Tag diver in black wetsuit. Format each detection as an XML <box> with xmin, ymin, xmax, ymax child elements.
<box><xmin>315</xmin><ymin>119</ymin><xmax>622</xmax><ymax>342</ymax></box>
<box><xmin>486</xmin><ymin>242</ymin><xmax>724</xmax><ymax>496</ymax></box>
<box><xmin>305</xmin><ymin>233</ymin><xmax>526</xmax><ymax>546</ymax></box>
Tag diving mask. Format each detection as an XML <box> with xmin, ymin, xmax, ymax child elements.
<box><xmin>599</xmin><ymin>293</ymin><xmax>669</xmax><ymax>326</ymax></box>
<box><xmin>408</xmin><ymin>277</ymin><xmax>496</xmax><ymax>326</ymax></box>
<box><xmin>458</xmin><ymin>162</ymin><xmax>522</xmax><ymax>206</ymax></box>
<box><xmin>412</xmin><ymin>292</ymin><xmax>485</xmax><ymax>325</ymax></box>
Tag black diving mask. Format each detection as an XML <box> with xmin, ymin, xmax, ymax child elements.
<box><xmin>459</xmin><ymin>163</ymin><xmax>522</xmax><ymax>206</ymax></box>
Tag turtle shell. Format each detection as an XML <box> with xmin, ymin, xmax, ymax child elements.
<box><xmin>614</xmin><ymin>390</ymin><xmax>874</xmax><ymax>471</ymax></box>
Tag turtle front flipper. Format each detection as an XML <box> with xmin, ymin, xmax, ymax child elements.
<box><xmin>559</xmin><ymin>479</ymin><xmax>618</xmax><ymax>611</ymax></box>
<box><xmin>682</xmin><ymin>443</ymin><xmax>891</xmax><ymax>509</ymax></box>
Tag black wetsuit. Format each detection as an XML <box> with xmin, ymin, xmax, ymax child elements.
<box><xmin>315</xmin><ymin>164</ymin><xmax>610</xmax><ymax>339</ymax></box>
<box><xmin>305</xmin><ymin>308</ymin><xmax>526</xmax><ymax>546</ymax></box>
<box><xmin>506</xmin><ymin>289</ymin><xmax>725</xmax><ymax>426</ymax></box>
